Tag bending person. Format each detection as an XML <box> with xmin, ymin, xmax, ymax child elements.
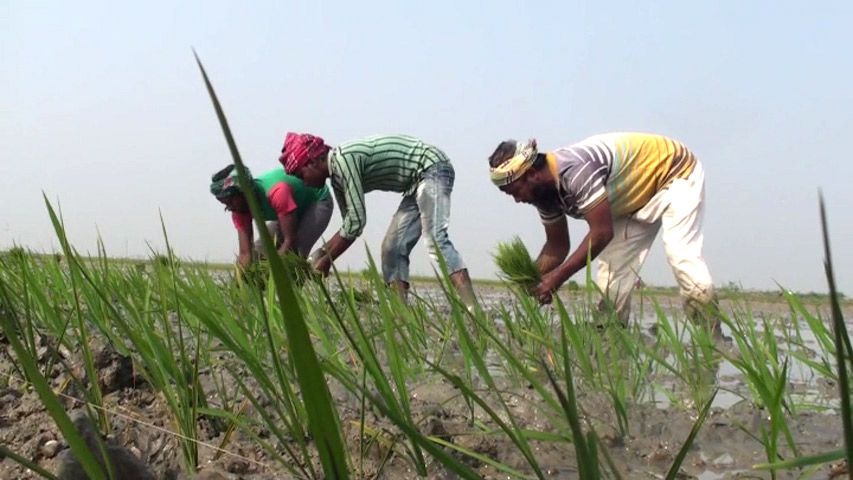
<box><xmin>487</xmin><ymin>132</ymin><xmax>721</xmax><ymax>333</ymax></box>
<box><xmin>281</xmin><ymin>132</ymin><xmax>477</xmax><ymax>308</ymax></box>
<box><xmin>209</xmin><ymin>164</ymin><xmax>333</xmax><ymax>270</ymax></box>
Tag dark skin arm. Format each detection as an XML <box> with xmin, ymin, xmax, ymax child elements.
<box><xmin>534</xmin><ymin>198</ymin><xmax>615</xmax><ymax>304</ymax></box>
<box><xmin>276</xmin><ymin>212</ymin><xmax>298</xmax><ymax>257</ymax></box>
<box><xmin>311</xmin><ymin>231</ymin><xmax>356</xmax><ymax>276</ymax></box>
<box><xmin>535</xmin><ymin>216</ymin><xmax>571</xmax><ymax>275</ymax></box>
<box><xmin>236</xmin><ymin>228</ymin><xmax>253</xmax><ymax>270</ymax></box>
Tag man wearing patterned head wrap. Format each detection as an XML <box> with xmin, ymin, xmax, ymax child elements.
<box><xmin>282</xmin><ymin>132</ymin><xmax>477</xmax><ymax>309</ymax></box>
<box><xmin>280</xmin><ymin>132</ymin><xmax>331</xmax><ymax>174</ymax></box>
<box><xmin>488</xmin><ymin>132</ymin><xmax>723</xmax><ymax>336</ymax></box>
<box><xmin>209</xmin><ymin>164</ymin><xmax>333</xmax><ymax>270</ymax></box>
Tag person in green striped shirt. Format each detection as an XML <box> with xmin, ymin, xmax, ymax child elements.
<box><xmin>280</xmin><ymin>132</ymin><xmax>477</xmax><ymax>307</ymax></box>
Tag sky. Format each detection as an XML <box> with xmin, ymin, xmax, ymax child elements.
<box><xmin>2</xmin><ymin>1</ymin><xmax>852</xmax><ymax>295</ymax></box>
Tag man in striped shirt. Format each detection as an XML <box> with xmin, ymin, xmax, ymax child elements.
<box><xmin>281</xmin><ymin>132</ymin><xmax>477</xmax><ymax>307</ymax></box>
<box><xmin>488</xmin><ymin>132</ymin><xmax>721</xmax><ymax>333</ymax></box>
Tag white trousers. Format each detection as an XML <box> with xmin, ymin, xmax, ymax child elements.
<box><xmin>596</xmin><ymin>161</ymin><xmax>715</xmax><ymax>322</ymax></box>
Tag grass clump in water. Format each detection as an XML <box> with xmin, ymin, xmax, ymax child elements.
<box><xmin>494</xmin><ymin>236</ymin><xmax>540</xmax><ymax>291</ymax></box>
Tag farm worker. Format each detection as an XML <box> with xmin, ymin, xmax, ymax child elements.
<box><xmin>487</xmin><ymin>132</ymin><xmax>722</xmax><ymax>333</ymax></box>
<box><xmin>209</xmin><ymin>164</ymin><xmax>333</xmax><ymax>270</ymax></box>
<box><xmin>280</xmin><ymin>132</ymin><xmax>477</xmax><ymax>308</ymax></box>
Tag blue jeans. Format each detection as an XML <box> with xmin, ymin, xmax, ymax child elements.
<box><xmin>381</xmin><ymin>162</ymin><xmax>466</xmax><ymax>284</ymax></box>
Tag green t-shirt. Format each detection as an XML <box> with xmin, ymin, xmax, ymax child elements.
<box><xmin>253</xmin><ymin>168</ymin><xmax>330</xmax><ymax>221</ymax></box>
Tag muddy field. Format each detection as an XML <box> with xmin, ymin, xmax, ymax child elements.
<box><xmin>1</xmin><ymin>282</ymin><xmax>850</xmax><ymax>480</ymax></box>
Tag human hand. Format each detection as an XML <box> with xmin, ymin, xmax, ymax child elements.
<box><xmin>533</xmin><ymin>271</ymin><xmax>564</xmax><ymax>305</ymax></box>
<box><xmin>312</xmin><ymin>256</ymin><xmax>332</xmax><ymax>277</ymax></box>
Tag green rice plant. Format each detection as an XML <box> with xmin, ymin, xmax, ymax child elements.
<box><xmin>494</xmin><ymin>236</ymin><xmax>541</xmax><ymax>291</ymax></box>
<box><xmin>357</xmin><ymin>252</ymin><xmax>429</xmax><ymax>468</ymax></box>
<box><xmin>641</xmin><ymin>300</ymin><xmax>718</xmax><ymax>411</ymax></box>
<box><xmin>611</xmin><ymin>321</ymin><xmax>660</xmax><ymax>405</ymax></box>
<box><xmin>194</xmin><ymin>51</ymin><xmax>349</xmax><ymax>479</ymax></box>
<box><xmin>151</xmin><ymin>219</ymin><xmax>207</xmax><ymax>469</ymax></box>
<box><xmin>42</xmin><ymin>199</ymin><xmax>109</xmax><ymax>431</ymax></box>
<box><xmin>0</xmin><ymin>280</ymin><xmax>109</xmax><ymax>480</ymax></box>
<box><xmin>318</xmin><ymin>253</ymin><xmax>441</xmax><ymax>475</ymax></box>
<box><xmin>783</xmin><ymin>288</ymin><xmax>837</xmax><ymax>382</ymax></box>
<box><xmin>431</xmin><ymin>251</ymin><xmax>548</xmax><ymax>478</ymax></box>
<box><xmin>754</xmin><ymin>194</ymin><xmax>852</xmax><ymax>478</ymax></box>
<box><xmin>175</xmin><ymin>276</ymin><xmax>319</xmax><ymax>478</ymax></box>
<box><xmin>663</xmin><ymin>388</ymin><xmax>718</xmax><ymax>480</ymax></box>
<box><xmin>722</xmin><ymin>310</ymin><xmax>799</xmax><ymax>474</ymax></box>
<box><xmin>819</xmin><ymin>196</ymin><xmax>853</xmax><ymax>480</ymax></box>
<box><xmin>235</xmin><ymin>259</ymin><xmax>270</xmax><ymax>289</ymax></box>
<box><xmin>544</xmin><ymin>322</ymin><xmax>602</xmax><ymax>480</ymax></box>
<box><xmin>542</xmin><ymin>306</ymin><xmax>719</xmax><ymax>480</ymax></box>
<box><xmin>50</xmin><ymin>229</ymin><xmax>209</xmax><ymax>472</ymax></box>
<box><xmin>237</xmin><ymin>253</ymin><xmax>321</xmax><ymax>290</ymax></box>
<box><xmin>301</xmin><ymin>255</ymin><xmax>490</xmax><ymax>478</ymax></box>
<box><xmin>0</xmin><ymin>253</ymin><xmax>42</xmax><ymax>380</ymax></box>
<box><xmin>280</xmin><ymin>252</ymin><xmax>323</xmax><ymax>286</ymax></box>
<box><xmin>549</xmin><ymin>295</ymin><xmax>635</xmax><ymax>437</ymax></box>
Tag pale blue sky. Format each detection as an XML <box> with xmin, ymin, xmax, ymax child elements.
<box><xmin>3</xmin><ymin>1</ymin><xmax>852</xmax><ymax>294</ymax></box>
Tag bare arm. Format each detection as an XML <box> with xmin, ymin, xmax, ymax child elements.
<box><xmin>534</xmin><ymin>199</ymin><xmax>614</xmax><ymax>303</ymax></box>
<box><xmin>311</xmin><ymin>231</ymin><xmax>356</xmax><ymax>275</ymax></box>
<box><xmin>237</xmin><ymin>227</ymin><xmax>253</xmax><ymax>270</ymax></box>
<box><xmin>276</xmin><ymin>212</ymin><xmax>298</xmax><ymax>257</ymax></box>
<box><xmin>535</xmin><ymin>216</ymin><xmax>570</xmax><ymax>275</ymax></box>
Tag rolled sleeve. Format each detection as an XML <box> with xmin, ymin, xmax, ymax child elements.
<box><xmin>267</xmin><ymin>182</ymin><xmax>298</xmax><ymax>218</ymax></box>
<box><xmin>332</xmin><ymin>154</ymin><xmax>368</xmax><ymax>239</ymax></box>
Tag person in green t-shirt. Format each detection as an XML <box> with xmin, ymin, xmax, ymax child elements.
<box><xmin>209</xmin><ymin>164</ymin><xmax>333</xmax><ymax>269</ymax></box>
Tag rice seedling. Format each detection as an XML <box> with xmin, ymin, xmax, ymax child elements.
<box><xmin>0</xmin><ymin>280</ymin><xmax>109</xmax><ymax>480</ymax></box>
<box><xmin>195</xmin><ymin>50</ymin><xmax>349</xmax><ymax>479</ymax></box>
<box><xmin>3</xmin><ymin>59</ymin><xmax>851</xmax><ymax>480</ymax></box>
<box><xmin>783</xmin><ymin>288</ymin><xmax>838</xmax><ymax>382</ymax></box>
<box><xmin>2</xmin><ymin>207</ymin><xmax>849</xmax><ymax>479</ymax></box>
<box><xmin>721</xmin><ymin>310</ymin><xmax>799</xmax><ymax>476</ymax></box>
<box><xmin>641</xmin><ymin>300</ymin><xmax>718</xmax><ymax>411</ymax></box>
<box><xmin>236</xmin><ymin>253</ymin><xmax>321</xmax><ymax>290</ymax></box>
<box><xmin>494</xmin><ymin>236</ymin><xmax>541</xmax><ymax>291</ymax></box>
<box><xmin>753</xmin><ymin>194</ymin><xmax>852</xmax><ymax>479</ymax></box>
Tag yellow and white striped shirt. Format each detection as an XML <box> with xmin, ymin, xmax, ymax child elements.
<box><xmin>538</xmin><ymin>132</ymin><xmax>697</xmax><ymax>222</ymax></box>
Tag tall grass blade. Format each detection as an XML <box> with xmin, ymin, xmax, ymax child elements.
<box><xmin>0</xmin><ymin>445</ymin><xmax>62</xmax><ymax>480</ymax></box>
<box><xmin>664</xmin><ymin>389</ymin><xmax>717</xmax><ymax>480</ymax></box>
<box><xmin>819</xmin><ymin>192</ymin><xmax>853</xmax><ymax>479</ymax></box>
<box><xmin>0</xmin><ymin>281</ymin><xmax>107</xmax><ymax>480</ymax></box>
<box><xmin>193</xmin><ymin>51</ymin><xmax>349</xmax><ymax>479</ymax></box>
<box><xmin>754</xmin><ymin>449</ymin><xmax>845</xmax><ymax>471</ymax></box>
<box><xmin>541</xmin><ymin>321</ymin><xmax>601</xmax><ymax>480</ymax></box>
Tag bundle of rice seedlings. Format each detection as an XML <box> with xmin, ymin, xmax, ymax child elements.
<box><xmin>236</xmin><ymin>260</ymin><xmax>270</xmax><ymax>289</ymax></box>
<box><xmin>237</xmin><ymin>254</ymin><xmax>322</xmax><ymax>289</ymax></box>
<box><xmin>280</xmin><ymin>253</ymin><xmax>322</xmax><ymax>286</ymax></box>
<box><xmin>334</xmin><ymin>287</ymin><xmax>376</xmax><ymax>306</ymax></box>
<box><xmin>493</xmin><ymin>236</ymin><xmax>541</xmax><ymax>290</ymax></box>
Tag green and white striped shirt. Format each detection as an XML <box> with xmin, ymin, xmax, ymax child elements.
<box><xmin>329</xmin><ymin>134</ymin><xmax>450</xmax><ymax>239</ymax></box>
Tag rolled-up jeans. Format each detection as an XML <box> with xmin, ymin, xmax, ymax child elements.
<box><xmin>380</xmin><ymin>161</ymin><xmax>467</xmax><ymax>284</ymax></box>
<box><xmin>254</xmin><ymin>195</ymin><xmax>334</xmax><ymax>258</ymax></box>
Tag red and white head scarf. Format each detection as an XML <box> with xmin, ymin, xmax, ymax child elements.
<box><xmin>279</xmin><ymin>132</ymin><xmax>330</xmax><ymax>174</ymax></box>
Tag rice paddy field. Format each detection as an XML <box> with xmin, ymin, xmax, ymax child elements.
<box><xmin>2</xmin><ymin>59</ymin><xmax>851</xmax><ymax>480</ymax></box>
<box><xmin>0</xmin><ymin>233</ymin><xmax>851</xmax><ymax>479</ymax></box>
